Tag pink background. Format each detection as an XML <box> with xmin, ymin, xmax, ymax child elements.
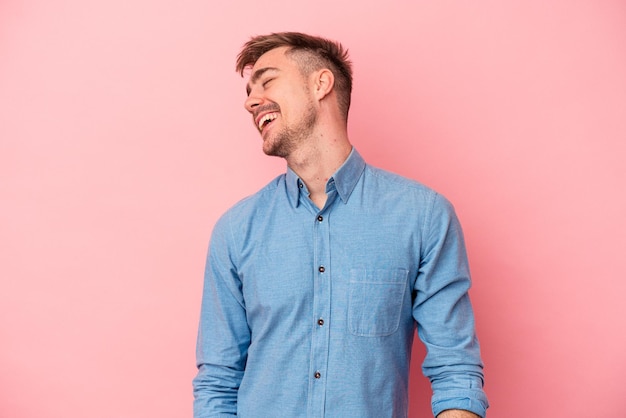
<box><xmin>2</xmin><ymin>1</ymin><xmax>625</xmax><ymax>417</ymax></box>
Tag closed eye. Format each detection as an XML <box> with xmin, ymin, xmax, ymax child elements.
<box><xmin>262</xmin><ymin>78</ymin><xmax>275</xmax><ymax>88</ymax></box>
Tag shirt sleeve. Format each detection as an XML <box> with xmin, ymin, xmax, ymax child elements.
<box><xmin>193</xmin><ymin>212</ymin><xmax>250</xmax><ymax>417</ymax></box>
<box><xmin>413</xmin><ymin>193</ymin><xmax>489</xmax><ymax>418</ymax></box>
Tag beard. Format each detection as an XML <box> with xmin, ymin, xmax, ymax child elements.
<box><xmin>263</xmin><ymin>103</ymin><xmax>317</xmax><ymax>158</ymax></box>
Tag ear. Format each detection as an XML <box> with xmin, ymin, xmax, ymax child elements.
<box><xmin>311</xmin><ymin>69</ymin><xmax>335</xmax><ymax>102</ymax></box>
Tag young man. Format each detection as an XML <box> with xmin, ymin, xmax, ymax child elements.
<box><xmin>193</xmin><ymin>32</ymin><xmax>488</xmax><ymax>418</ymax></box>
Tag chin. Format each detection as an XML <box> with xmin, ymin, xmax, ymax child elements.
<box><xmin>263</xmin><ymin>146</ymin><xmax>285</xmax><ymax>158</ymax></box>
<box><xmin>263</xmin><ymin>142</ymin><xmax>290</xmax><ymax>158</ymax></box>
<box><xmin>261</xmin><ymin>140</ymin><xmax>279</xmax><ymax>157</ymax></box>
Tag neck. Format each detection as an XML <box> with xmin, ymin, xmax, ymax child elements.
<box><xmin>286</xmin><ymin>130</ymin><xmax>352</xmax><ymax>209</ymax></box>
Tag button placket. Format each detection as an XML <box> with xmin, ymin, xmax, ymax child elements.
<box><xmin>308</xmin><ymin>204</ymin><xmax>333</xmax><ymax>416</ymax></box>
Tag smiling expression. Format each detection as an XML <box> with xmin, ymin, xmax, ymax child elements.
<box><xmin>244</xmin><ymin>47</ymin><xmax>318</xmax><ymax>158</ymax></box>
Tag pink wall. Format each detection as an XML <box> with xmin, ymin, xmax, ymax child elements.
<box><xmin>2</xmin><ymin>1</ymin><xmax>625</xmax><ymax>417</ymax></box>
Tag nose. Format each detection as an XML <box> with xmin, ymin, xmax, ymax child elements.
<box><xmin>244</xmin><ymin>89</ymin><xmax>263</xmax><ymax>113</ymax></box>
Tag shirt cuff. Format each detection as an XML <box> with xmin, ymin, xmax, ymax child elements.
<box><xmin>432</xmin><ymin>389</ymin><xmax>489</xmax><ymax>417</ymax></box>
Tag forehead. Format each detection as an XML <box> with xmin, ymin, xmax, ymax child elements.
<box><xmin>250</xmin><ymin>46</ymin><xmax>293</xmax><ymax>73</ymax></box>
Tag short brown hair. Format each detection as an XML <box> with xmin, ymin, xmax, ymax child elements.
<box><xmin>236</xmin><ymin>32</ymin><xmax>353</xmax><ymax>120</ymax></box>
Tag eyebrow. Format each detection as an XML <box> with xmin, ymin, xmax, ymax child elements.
<box><xmin>246</xmin><ymin>67</ymin><xmax>280</xmax><ymax>95</ymax></box>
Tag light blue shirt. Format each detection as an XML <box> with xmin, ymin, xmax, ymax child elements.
<box><xmin>193</xmin><ymin>148</ymin><xmax>488</xmax><ymax>417</ymax></box>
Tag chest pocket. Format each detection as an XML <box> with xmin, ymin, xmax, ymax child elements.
<box><xmin>348</xmin><ymin>268</ymin><xmax>408</xmax><ymax>337</ymax></box>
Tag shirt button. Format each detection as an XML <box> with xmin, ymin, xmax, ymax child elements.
<box><xmin>314</xmin><ymin>371</ymin><xmax>321</xmax><ymax>379</ymax></box>
<box><xmin>318</xmin><ymin>266</ymin><xmax>325</xmax><ymax>273</ymax></box>
<box><xmin>298</xmin><ymin>182</ymin><xmax>304</xmax><ymax>188</ymax></box>
<box><xmin>317</xmin><ymin>318</ymin><xmax>324</xmax><ymax>326</ymax></box>
<box><xmin>317</xmin><ymin>215</ymin><xmax>323</xmax><ymax>222</ymax></box>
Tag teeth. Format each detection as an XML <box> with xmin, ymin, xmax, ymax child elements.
<box><xmin>258</xmin><ymin>112</ymin><xmax>278</xmax><ymax>131</ymax></box>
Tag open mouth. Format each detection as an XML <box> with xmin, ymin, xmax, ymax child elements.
<box><xmin>257</xmin><ymin>112</ymin><xmax>279</xmax><ymax>132</ymax></box>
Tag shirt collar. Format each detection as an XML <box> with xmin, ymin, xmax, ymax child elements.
<box><xmin>286</xmin><ymin>147</ymin><xmax>366</xmax><ymax>208</ymax></box>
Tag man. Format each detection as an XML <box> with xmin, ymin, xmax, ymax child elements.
<box><xmin>193</xmin><ymin>32</ymin><xmax>488</xmax><ymax>418</ymax></box>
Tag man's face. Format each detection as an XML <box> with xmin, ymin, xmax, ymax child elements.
<box><xmin>244</xmin><ymin>47</ymin><xmax>317</xmax><ymax>158</ymax></box>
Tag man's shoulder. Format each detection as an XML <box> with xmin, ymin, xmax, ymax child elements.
<box><xmin>362</xmin><ymin>164</ymin><xmax>459</xmax><ymax>215</ymax></box>
<box><xmin>364</xmin><ymin>164</ymin><xmax>437</xmax><ymax>196</ymax></box>
<box><xmin>363</xmin><ymin>164</ymin><xmax>462</xmax><ymax>233</ymax></box>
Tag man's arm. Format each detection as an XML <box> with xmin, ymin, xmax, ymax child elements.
<box><xmin>413</xmin><ymin>193</ymin><xmax>489</xmax><ymax>418</ymax></box>
<box><xmin>193</xmin><ymin>213</ymin><xmax>249</xmax><ymax>417</ymax></box>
